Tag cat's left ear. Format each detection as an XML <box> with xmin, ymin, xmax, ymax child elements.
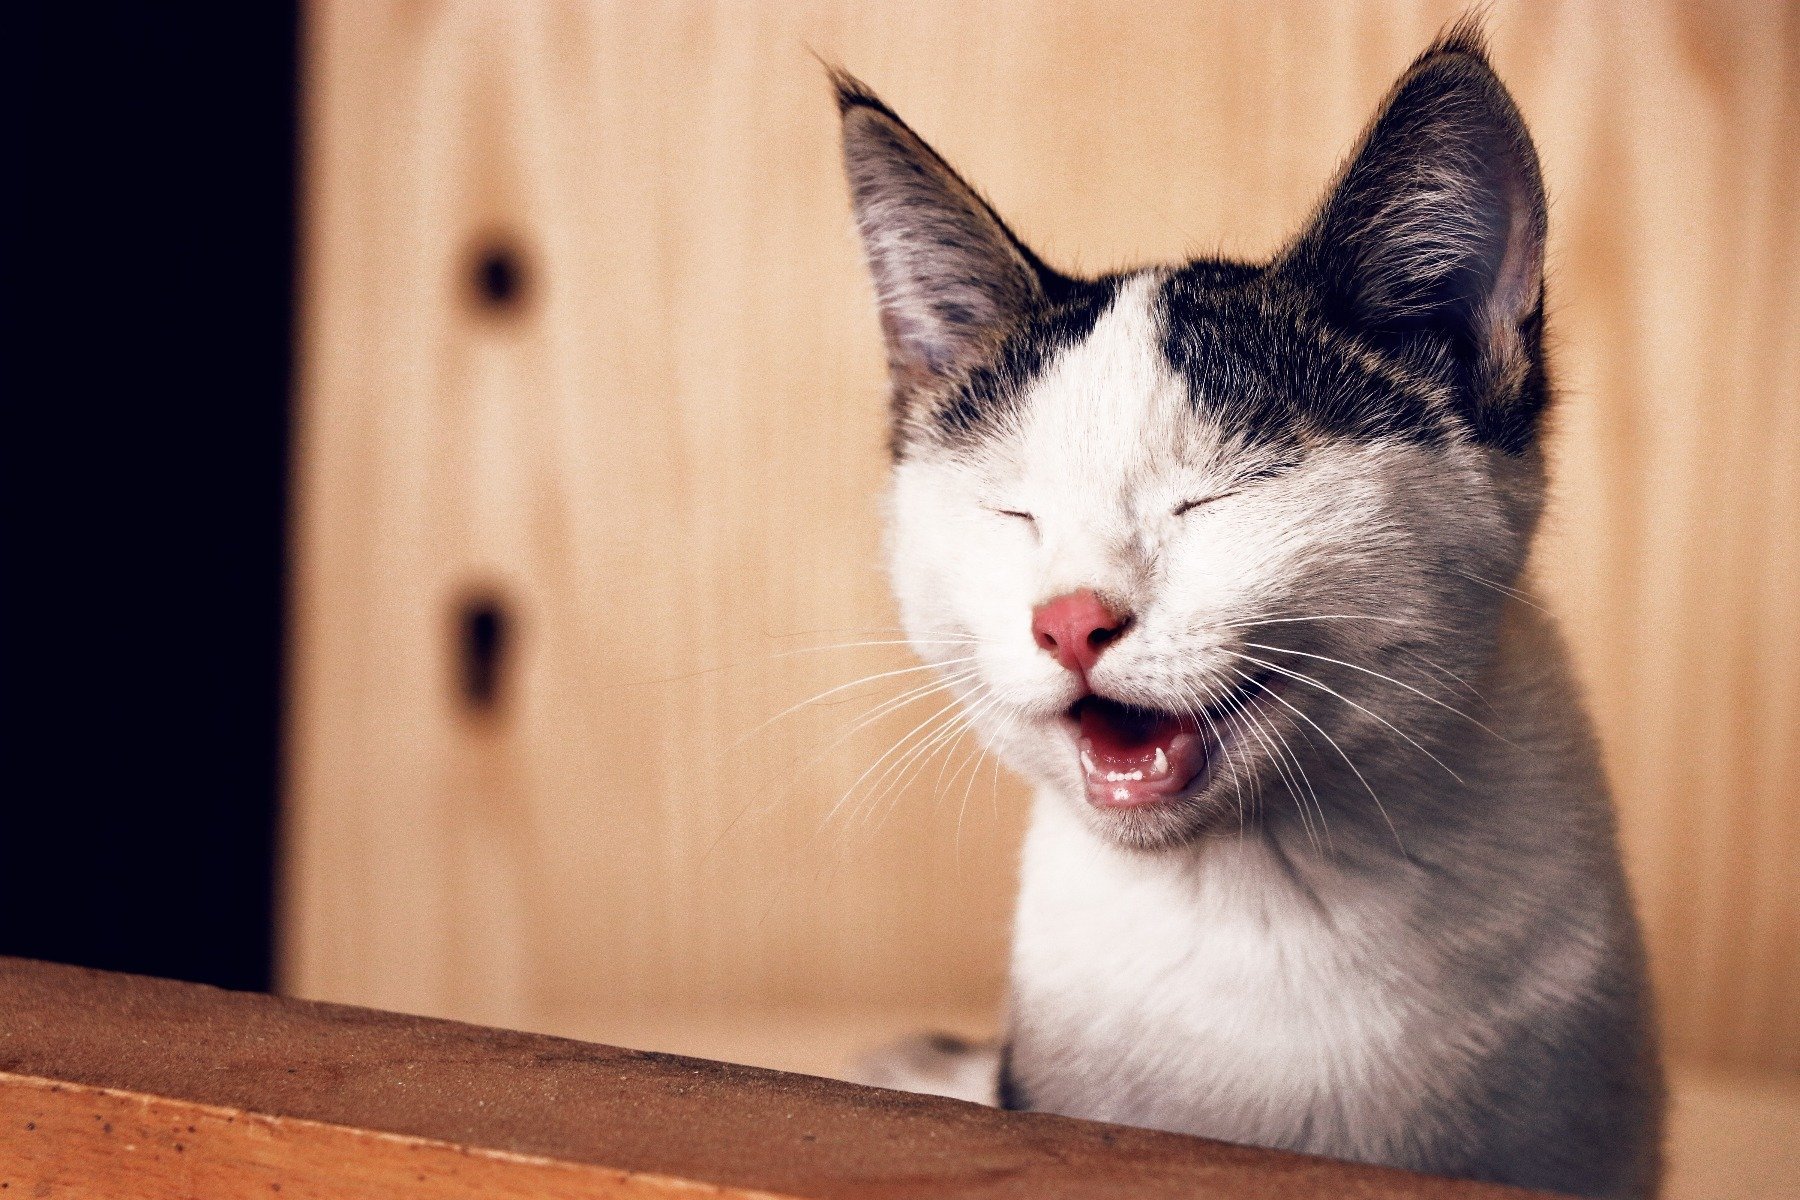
<box><xmin>1285</xmin><ymin>28</ymin><xmax>1547</xmax><ymax>446</ymax></box>
<box><xmin>832</xmin><ymin>71</ymin><xmax>1050</xmax><ymax>392</ymax></box>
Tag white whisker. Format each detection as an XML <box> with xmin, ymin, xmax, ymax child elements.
<box><xmin>778</xmin><ymin>666</ymin><xmax>984</xmax><ymax>787</ymax></box>
<box><xmin>705</xmin><ymin>665</ymin><xmax>985</xmax><ymax>863</ymax></box>
<box><xmin>1454</xmin><ymin>568</ymin><xmax>1551</xmax><ymax>614</ymax></box>
<box><xmin>1235</xmin><ymin>668</ymin><xmax>1409</xmax><ymax>859</ymax></box>
<box><xmin>852</xmin><ymin>687</ymin><xmax>995</xmax><ymax>835</ymax></box>
<box><xmin>1223</xmin><ymin>691</ymin><xmax>1308</xmax><ymax>842</ymax></box>
<box><xmin>1241</xmin><ymin>642</ymin><xmax>1515</xmax><ymax>747</ymax></box>
<box><xmin>1168</xmin><ymin>679</ymin><xmax>1255</xmax><ymax>838</ymax></box>
<box><xmin>1215</xmin><ymin>612</ymin><xmax>1416</xmax><ymax>631</ymax></box>
<box><xmin>823</xmin><ymin>692</ymin><xmax>970</xmax><ymax>831</ymax></box>
<box><xmin>1228</xmin><ymin>651</ymin><xmax>1464</xmax><ymax>784</ymax></box>
<box><xmin>771</xmin><ymin>637</ymin><xmax>984</xmax><ymax>656</ymax></box>
<box><xmin>736</xmin><ymin>655</ymin><xmax>980</xmax><ymax>746</ymax></box>
<box><xmin>1223</xmin><ymin>669</ymin><xmax>1331</xmax><ymax>854</ymax></box>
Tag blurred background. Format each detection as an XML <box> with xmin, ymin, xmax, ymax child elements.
<box><xmin>5</xmin><ymin>3</ymin><xmax>1795</xmax><ymax>1198</ymax></box>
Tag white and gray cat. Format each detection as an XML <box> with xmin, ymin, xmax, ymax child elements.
<box><xmin>832</xmin><ymin>23</ymin><xmax>1662</xmax><ymax>1200</ymax></box>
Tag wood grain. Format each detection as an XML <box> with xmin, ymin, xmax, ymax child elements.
<box><xmin>1</xmin><ymin>1078</ymin><xmax>777</xmax><ymax>1200</ymax></box>
<box><xmin>285</xmin><ymin>0</ymin><xmax>1800</xmax><ymax>1075</ymax></box>
<box><xmin>0</xmin><ymin>958</ymin><xmax>1555</xmax><ymax>1200</ymax></box>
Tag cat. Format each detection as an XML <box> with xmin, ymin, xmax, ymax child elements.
<box><xmin>831</xmin><ymin>20</ymin><xmax>1663</xmax><ymax>1200</ymax></box>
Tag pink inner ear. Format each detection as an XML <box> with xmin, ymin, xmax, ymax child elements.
<box><xmin>880</xmin><ymin>306</ymin><xmax>968</xmax><ymax>388</ymax></box>
<box><xmin>1490</xmin><ymin>167</ymin><xmax>1544</xmax><ymax>327</ymax></box>
<box><xmin>840</xmin><ymin>97</ymin><xmax>1044</xmax><ymax>386</ymax></box>
<box><xmin>1285</xmin><ymin>39</ymin><xmax>1547</xmax><ymax>353</ymax></box>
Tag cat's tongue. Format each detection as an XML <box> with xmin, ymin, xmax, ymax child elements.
<box><xmin>1076</xmin><ymin>698</ymin><xmax>1208</xmax><ymax>809</ymax></box>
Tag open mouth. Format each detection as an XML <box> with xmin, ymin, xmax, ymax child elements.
<box><xmin>1066</xmin><ymin>673</ymin><xmax>1274</xmax><ymax>810</ymax></box>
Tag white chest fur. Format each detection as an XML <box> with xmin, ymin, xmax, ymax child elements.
<box><xmin>1008</xmin><ymin>796</ymin><xmax>1478</xmax><ymax>1167</ymax></box>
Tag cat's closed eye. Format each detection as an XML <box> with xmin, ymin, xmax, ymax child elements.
<box><xmin>1175</xmin><ymin>460</ymin><xmax>1299</xmax><ymax>515</ymax></box>
<box><xmin>990</xmin><ymin>508</ymin><xmax>1036</xmax><ymax>524</ymax></box>
<box><xmin>1173</xmin><ymin>493</ymin><xmax>1236</xmax><ymax>517</ymax></box>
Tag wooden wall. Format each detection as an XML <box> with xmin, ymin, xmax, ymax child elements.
<box><xmin>285</xmin><ymin>0</ymin><xmax>1800</xmax><ymax>1076</ymax></box>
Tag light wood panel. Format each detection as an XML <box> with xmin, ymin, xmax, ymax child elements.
<box><xmin>286</xmin><ymin>0</ymin><xmax>1800</xmax><ymax>1077</ymax></box>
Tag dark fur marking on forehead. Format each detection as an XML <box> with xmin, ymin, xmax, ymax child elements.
<box><xmin>1159</xmin><ymin>263</ymin><xmax>1455</xmax><ymax>450</ymax></box>
<box><xmin>900</xmin><ymin>273</ymin><xmax>1122</xmax><ymax>457</ymax></box>
<box><xmin>856</xmin><ymin>23</ymin><xmax>1552</xmax><ymax>461</ymax></box>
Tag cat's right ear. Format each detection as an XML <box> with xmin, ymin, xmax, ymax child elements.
<box><xmin>1279</xmin><ymin>26</ymin><xmax>1549</xmax><ymax>449</ymax></box>
<box><xmin>833</xmin><ymin>71</ymin><xmax>1046</xmax><ymax>390</ymax></box>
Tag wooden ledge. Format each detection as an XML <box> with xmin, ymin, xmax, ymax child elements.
<box><xmin>0</xmin><ymin>957</ymin><xmax>1556</xmax><ymax>1198</ymax></box>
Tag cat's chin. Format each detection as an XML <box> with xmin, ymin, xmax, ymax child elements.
<box><xmin>1071</xmin><ymin>787</ymin><xmax>1240</xmax><ymax>853</ymax></box>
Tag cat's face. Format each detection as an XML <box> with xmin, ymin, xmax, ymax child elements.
<box><xmin>838</xmin><ymin>39</ymin><xmax>1551</xmax><ymax>849</ymax></box>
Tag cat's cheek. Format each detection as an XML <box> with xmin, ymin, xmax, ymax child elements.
<box><xmin>1156</xmin><ymin>521</ymin><xmax>1289</xmax><ymax>628</ymax></box>
<box><xmin>906</xmin><ymin>517</ymin><xmax>1039</xmax><ymax>637</ymax></box>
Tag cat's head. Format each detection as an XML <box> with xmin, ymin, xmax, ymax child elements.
<box><xmin>836</xmin><ymin>29</ymin><xmax>1551</xmax><ymax>851</ymax></box>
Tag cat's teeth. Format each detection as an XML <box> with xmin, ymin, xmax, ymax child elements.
<box><xmin>1152</xmin><ymin>747</ymin><xmax>1169</xmax><ymax>777</ymax></box>
<box><xmin>1079</xmin><ymin>736</ymin><xmax>1152</xmax><ymax>785</ymax></box>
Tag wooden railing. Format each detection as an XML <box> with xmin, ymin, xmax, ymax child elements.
<box><xmin>0</xmin><ymin>957</ymin><xmax>1557</xmax><ymax>1198</ymax></box>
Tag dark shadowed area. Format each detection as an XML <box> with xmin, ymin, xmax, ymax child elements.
<box><xmin>3</xmin><ymin>5</ymin><xmax>298</xmax><ymax>990</ymax></box>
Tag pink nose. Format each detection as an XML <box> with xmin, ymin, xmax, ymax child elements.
<box><xmin>1031</xmin><ymin>590</ymin><xmax>1131</xmax><ymax>677</ymax></box>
